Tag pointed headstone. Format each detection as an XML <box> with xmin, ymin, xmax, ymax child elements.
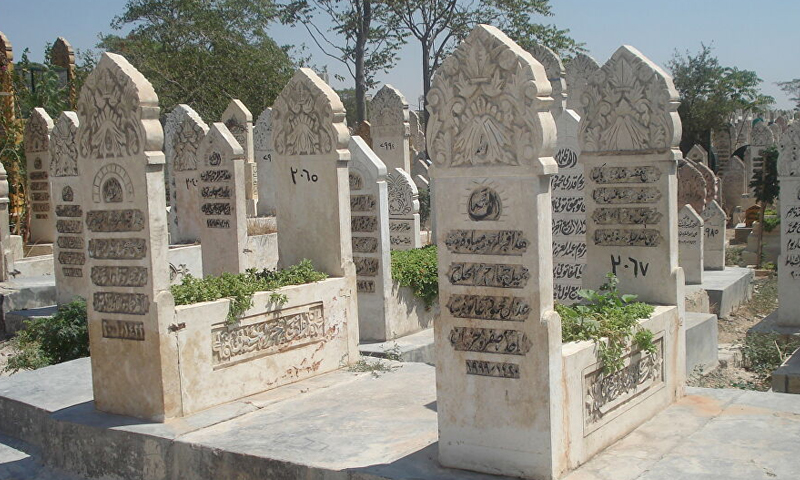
<box><xmin>221</xmin><ymin>99</ymin><xmax>257</xmax><ymax>215</ymax></box>
<box><xmin>678</xmin><ymin>204</ymin><xmax>704</xmax><ymax>285</ymax></box>
<box><xmin>370</xmin><ymin>85</ymin><xmax>411</xmax><ymax>173</ymax></box>
<box><xmin>25</xmin><ymin>108</ymin><xmax>55</xmax><ymax>243</ymax></box>
<box><xmin>777</xmin><ymin>122</ymin><xmax>800</xmax><ymax>327</ymax></box>
<box><xmin>253</xmin><ymin>107</ymin><xmax>277</xmax><ymax>216</ymax></box>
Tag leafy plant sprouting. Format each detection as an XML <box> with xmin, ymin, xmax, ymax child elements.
<box><xmin>170</xmin><ymin>259</ymin><xmax>327</xmax><ymax>323</ymax></box>
<box><xmin>390</xmin><ymin>245</ymin><xmax>438</xmax><ymax>308</ymax></box>
<box><xmin>556</xmin><ymin>273</ymin><xmax>656</xmax><ymax>374</ymax></box>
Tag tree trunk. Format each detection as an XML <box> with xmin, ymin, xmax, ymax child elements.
<box><xmin>422</xmin><ymin>40</ymin><xmax>431</xmax><ymax>125</ymax></box>
<box><xmin>354</xmin><ymin>0</ymin><xmax>370</xmax><ymax>123</ymax></box>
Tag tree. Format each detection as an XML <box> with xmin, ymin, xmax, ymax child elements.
<box><xmin>668</xmin><ymin>44</ymin><xmax>774</xmax><ymax>155</ymax></box>
<box><xmin>749</xmin><ymin>145</ymin><xmax>779</xmax><ymax>268</ymax></box>
<box><xmin>386</xmin><ymin>0</ymin><xmax>581</xmax><ymax>120</ymax></box>
<box><xmin>777</xmin><ymin>79</ymin><xmax>800</xmax><ymax>111</ymax></box>
<box><xmin>100</xmin><ymin>0</ymin><xmax>296</xmax><ymax>120</ymax></box>
<box><xmin>280</xmin><ymin>0</ymin><xmax>404</xmax><ymax>123</ymax></box>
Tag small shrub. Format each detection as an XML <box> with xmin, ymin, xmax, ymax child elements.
<box><xmin>726</xmin><ymin>245</ymin><xmax>745</xmax><ymax>267</ymax></box>
<box><xmin>170</xmin><ymin>259</ymin><xmax>327</xmax><ymax>323</ymax></box>
<box><xmin>5</xmin><ymin>299</ymin><xmax>89</xmax><ymax>373</ymax></box>
<box><xmin>741</xmin><ymin>333</ymin><xmax>800</xmax><ymax>383</ymax></box>
<box><xmin>762</xmin><ymin>215</ymin><xmax>780</xmax><ymax>232</ymax></box>
<box><xmin>390</xmin><ymin>245</ymin><xmax>438</xmax><ymax>308</ymax></box>
<box><xmin>556</xmin><ymin>273</ymin><xmax>656</xmax><ymax>374</ymax></box>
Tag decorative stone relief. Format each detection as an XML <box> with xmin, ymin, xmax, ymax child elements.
<box><xmin>677</xmin><ymin>159</ymin><xmax>708</xmax><ymax>214</ymax></box>
<box><xmin>386</xmin><ymin>168</ymin><xmax>421</xmax><ymax>250</ymax></box>
<box><xmin>51</xmin><ymin>111</ymin><xmax>79</xmax><ymax>177</ymax></box>
<box><xmin>750</xmin><ymin>121</ymin><xmax>774</xmax><ymax>147</ymax></box>
<box><xmin>25</xmin><ymin>108</ymin><xmax>55</xmax><ymax>243</ymax></box>
<box><xmin>565</xmin><ymin>53</ymin><xmax>600</xmax><ymax>116</ymax></box>
<box><xmin>371</xmin><ymin>85</ymin><xmax>411</xmax><ymax>174</ymax></box>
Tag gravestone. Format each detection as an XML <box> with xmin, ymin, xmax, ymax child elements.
<box><xmin>692</xmin><ymin>160</ymin><xmax>718</xmax><ymax>208</ymax></box>
<box><xmin>271</xmin><ymin>68</ymin><xmax>354</xmax><ymax>278</ymax></box>
<box><xmin>678</xmin><ymin>204</ymin><xmax>704</xmax><ymax>285</ymax></box>
<box><xmin>411</xmin><ymin>158</ymin><xmax>430</xmax><ymax>190</ymax></box>
<box><xmin>0</xmin><ymin>163</ymin><xmax>13</xmax><ymax>282</ymax></box>
<box><xmin>197</xmin><ymin>123</ymin><xmax>248</xmax><ymax>276</ymax></box>
<box><xmin>370</xmin><ymin>85</ymin><xmax>411</xmax><ymax>173</ymax></box>
<box><xmin>253</xmin><ymin>107</ymin><xmax>277</xmax><ymax>216</ymax></box>
<box><xmin>677</xmin><ymin>159</ymin><xmax>708</xmax><ymax>214</ymax></box>
<box><xmin>580</xmin><ymin>45</ymin><xmax>684</xmax><ymax>307</ymax></box>
<box><xmin>712</xmin><ymin>124</ymin><xmax>733</xmax><ymax>172</ymax></box>
<box><xmin>386</xmin><ymin>167</ymin><xmax>422</xmax><ymax>250</ymax></box>
<box><xmin>778</xmin><ymin>122</ymin><xmax>800</xmax><ymax>327</ymax></box>
<box><xmin>687</xmin><ymin>144</ymin><xmax>708</xmax><ymax>167</ymax></box>
<box><xmin>50</xmin><ymin>111</ymin><xmax>86</xmax><ymax>303</ymax></box>
<box><xmin>221</xmin><ymin>99</ymin><xmax>257</xmax><ymax>216</ymax></box>
<box><xmin>770</xmin><ymin>123</ymin><xmax>782</xmax><ymax>143</ymax></box>
<box><xmin>77</xmin><ymin>52</ymin><xmax>179</xmax><ymax>421</ymax></box>
<box><xmin>24</xmin><ymin>108</ymin><xmax>55</xmax><ymax>243</ymax></box>
<box><xmin>51</xmin><ymin>37</ymin><xmax>76</xmax><ymax>108</ymax></box>
<box><xmin>348</xmin><ymin>136</ymin><xmax>392</xmax><ymax>340</ymax></box>
<box><xmin>701</xmin><ymin>200</ymin><xmax>726</xmax><ymax>270</ymax></box>
<box><xmin>427</xmin><ymin>24</ymin><xmax>564</xmax><ymax>478</ymax></box>
<box><xmin>409</xmin><ymin>110</ymin><xmax>426</xmax><ymax>158</ymax></box>
<box><xmin>164</xmin><ymin>105</ymin><xmax>208</xmax><ymax>243</ymax></box>
<box><xmin>722</xmin><ymin>155</ymin><xmax>747</xmax><ymax>220</ymax></box>
<box><xmin>352</xmin><ymin>121</ymin><xmax>372</xmax><ymax>148</ymax></box>
<box><xmin>564</xmin><ymin>52</ymin><xmax>600</xmax><ymax>117</ymax></box>
<box><xmin>744</xmin><ymin>204</ymin><xmax>760</xmax><ymax>227</ymax></box>
<box><xmin>530</xmin><ymin>43</ymin><xmax>586</xmax><ymax>304</ymax></box>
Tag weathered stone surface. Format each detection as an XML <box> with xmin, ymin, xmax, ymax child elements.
<box><xmin>686</xmin><ymin>144</ymin><xmax>708</xmax><ymax>167</ymax></box>
<box><xmin>253</xmin><ymin>107</ymin><xmax>277</xmax><ymax>216</ymax></box>
<box><xmin>221</xmin><ymin>99</ymin><xmax>257</xmax><ymax>216</ymax></box>
<box><xmin>371</xmin><ymin>85</ymin><xmax>411</xmax><ymax>174</ymax></box>
<box><xmin>677</xmin><ymin>159</ymin><xmax>708</xmax><ymax>214</ymax></box>
<box><xmin>564</xmin><ymin>52</ymin><xmax>600</xmax><ymax>117</ymax></box>
<box><xmin>678</xmin><ymin>204</ymin><xmax>704</xmax><ymax>285</ymax></box>
<box><xmin>722</xmin><ymin>155</ymin><xmax>747</xmax><ymax>219</ymax></box>
<box><xmin>701</xmin><ymin>200</ymin><xmax>726</xmax><ymax>271</ymax></box>
<box><xmin>25</xmin><ymin>108</ymin><xmax>55</xmax><ymax>243</ymax></box>
<box><xmin>778</xmin><ymin>122</ymin><xmax>800</xmax><ymax>327</ymax></box>
<box><xmin>386</xmin><ymin>168</ymin><xmax>421</xmax><ymax>250</ymax></box>
<box><xmin>692</xmin><ymin>160</ymin><xmax>719</xmax><ymax>208</ymax></box>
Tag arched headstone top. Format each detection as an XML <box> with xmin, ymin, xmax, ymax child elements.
<box><xmin>677</xmin><ymin>159</ymin><xmax>708</xmax><ymax>214</ymax></box>
<box><xmin>579</xmin><ymin>45</ymin><xmax>680</xmax><ymax>155</ymax></box>
<box><xmin>778</xmin><ymin>121</ymin><xmax>800</xmax><ymax>177</ymax></box>
<box><xmin>25</xmin><ymin>107</ymin><xmax>54</xmax><ymax>153</ymax></box>
<box><xmin>371</xmin><ymin>84</ymin><xmax>409</xmax><ymax>128</ymax></box>
<box><xmin>253</xmin><ymin>107</ymin><xmax>273</xmax><ymax>152</ymax></box>
<box><xmin>349</xmin><ymin>136</ymin><xmax>387</xmax><ymax>183</ymax></box>
<box><xmin>221</xmin><ymin>99</ymin><xmax>252</xmax><ymax>154</ymax></box>
<box><xmin>692</xmin><ymin>160</ymin><xmax>718</xmax><ymax>205</ymax></box>
<box><xmin>687</xmin><ymin>144</ymin><xmax>708</xmax><ymax>165</ymax></box>
<box><xmin>51</xmin><ymin>111</ymin><xmax>79</xmax><ymax>177</ymax></box>
<box><xmin>750</xmin><ymin>121</ymin><xmax>774</xmax><ymax>146</ymax></box>
<box><xmin>51</xmin><ymin>37</ymin><xmax>75</xmax><ymax>68</ymax></box>
<box><xmin>527</xmin><ymin>43</ymin><xmax>566</xmax><ymax>115</ymax></box>
<box><xmin>76</xmin><ymin>52</ymin><xmax>160</xmax><ymax>162</ymax></box>
<box><xmin>426</xmin><ymin>24</ymin><xmax>556</xmax><ymax>172</ymax></box>
<box><xmin>386</xmin><ymin>167</ymin><xmax>419</xmax><ymax>216</ymax></box>
<box><xmin>564</xmin><ymin>52</ymin><xmax>600</xmax><ymax>114</ymax></box>
<box><xmin>272</xmin><ymin>68</ymin><xmax>348</xmax><ymax>156</ymax></box>
<box><xmin>166</xmin><ymin>105</ymin><xmax>209</xmax><ymax>172</ymax></box>
<box><xmin>201</xmin><ymin>123</ymin><xmax>245</xmax><ymax>163</ymax></box>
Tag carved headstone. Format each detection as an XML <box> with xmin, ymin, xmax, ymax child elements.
<box><xmin>352</xmin><ymin>121</ymin><xmax>372</xmax><ymax>148</ymax></box>
<box><xmin>408</xmin><ymin>110</ymin><xmax>426</xmax><ymax>156</ymax></box>
<box><xmin>677</xmin><ymin>159</ymin><xmax>708</xmax><ymax>214</ymax></box>
<box><xmin>769</xmin><ymin>123</ymin><xmax>782</xmax><ymax>143</ymax></box>
<box><xmin>427</xmin><ymin>24</ymin><xmax>564</xmax><ymax>478</ymax></box>
<box><xmin>51</xmin><ymin>111</ymin><xmax>86</xmax><ymax>303</ymax></box>
<box><xmin>580</xmin><ymin>45</ymin><xmax>684</xmax><ymax>307</ymax></box>
<box><xmin>701</xmin><ymin>200</ymin><xmax>726</xmax><ymax>270</ymax></box>
<box><xmin>197</xmin><ymin>123</ymin><xmax>248</xmax><ymax>276</ymax></box>
<box><xmin>24</xmin><ymin>108</ymin><xmax>55</xmax><ymax>243</ymax></box>
<box><xmin>164</xmin><ymin>105</ymin><xmax>208</xmax><ymax>243</ymax></box>
<box><xmin>687</xmin><ymin>144</ymin><xmax>708</xmax><ymax>167</ymax></box>
<box><xmin>271</xmin><ymin>68</ymin><xmax>354</xmax><ymax>278</ymax></box>
<box><xmin>678</xmin><ymin>204</ymin><xmax>704</xmax><ymax>285</ymax></box>
<box><xmin>692</xmin><ymin>160</ymin><xmax>718</xmax><ymax>208</ymax></box>
<box><xmin>370</xmin><ymin>84</ymin><xmax>411</xmax><ymax>173</ymax></box>
<box><xmin>528</xmin><ymin>43</ymin><xmax>566</xmax><ymax>117</ymax></box>
<box><xmin>386</xmin><ymin>167</ymin><xmax>422</xmax><ymax>250</ymax></box>
<box><xmin>778</xmin><ymin>122</ymin><xmax>800</xmax><ymax>327</ymax></box>
<box><xmin>411</xmin><ymin>158</ymin><xmax>430</xmax><ymax>190</ymax></box>
<box><xmin>253</xmin><ymin>107</ymin><xmax>277</xmax><ymax>216</ymax></box>
<box><xmin>77</xmin><ymin>52</ymin><xmax>179</xmax><ymax>421</ymax></box>
<box><xmin>221</xmin><ymin>99</ymin><xmax>257</xmax><ymax>216</ymax></box>
<box><xmin>0</xmin><ymin>163</ymin><xmax>13</xmax><ymax>282</ymax></box>
<box><xmin>51</xmin><ymin>37</ymin><xmax>76</xmax><ymax>108</ymax></box>
<box><xmin>712</xmin><ymin>125</ymin><xmax>733</xmax><ymax>173</ymax></box>
<box><xmin>565</xmin><ymin>53</ymin><xmax>600</xmax><ymax>117</ymax></box>
<box><xmin>722</xmin><ymin>155</ymin><xmax>747</xmax><ymax>222</ymax></box>
<box><xmin>349</xmin><ymin>136</ymin><xmax>392</xmax><ymax>340</ymax></box>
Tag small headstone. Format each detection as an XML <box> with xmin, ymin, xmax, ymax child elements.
<box><xmin>721</xmin><ymin>155</ymin><xmax>747</xmax><ymax>219</ymax></box>
<box><xmin>253</xmin><ymin>107</ymin><xmax>277</xmax><ymax>216</ymax></box>
<box><xmin>712</xmin><ymin>125</ymin><xmax>733</xmax><ymax>172</ymax></box>
<box><xmin>678</xmin><ymin>204</ymin><xmax>704</xmax><ymax>285</ymax></box>
<box><xmin>744</xmin><ymin>204</ymin><xmax>760</xmax><ymax>228</ymax></box>
<box><xmin>687</xmin><ymin>144</ymin><xmax>709</xmax><ymax>167</ymax></box>
<box><xmin>677</xmin><ymin>159</ymin><xmax>708</xmax><ymax>214</ymax></box>
<box><xmin>370</xmin><ymin>85</ymin><xmax>411</xmax><ymax>173</ymax></box>
<box><xmin>701</xmin><ymin>200</ymin><xmax>726</xmax><ymax>270</ymax></box>
<box><xmin>564</xmin><ymin>52</ymin><xmax>600</xmax><ymax>117</ymax></box>
<box><xmin>24</xmin><ymin>108</ymin><xmax>55</xmax><ymax>243</ymax></box>
<box><xmin>221</xmin><ymin>99</ymin><xmax>257</xmax><ymax>216</ymax></box>
<box><xmin>50</xmin><ymin>111</ymin><xmax>86</xmax><ymax>303</ymax></box>
<box><xmin>692</xmin><ymin>161</ymin><xmax>718</xmax><ymax>208</ymax></box>
<box><xmin>777</xmin><ymin>122</ymin><xmax>800</xmax><ymax>327</ymax></box>
<box><xmin>386</xmin><ymin>168</ymin><xmax>422</xmax><ymax>250</ymax></box>
<box><xmin>196</xmin><ymin>123</ymin><xmax>248</xmax><ymax>276</ymax></box>
<box><xmin>352</xmin><ymin>121</ymin><xmax>372</xmax><ymax>148</ymax></box>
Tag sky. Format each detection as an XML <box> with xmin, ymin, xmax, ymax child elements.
<box><xmin>1</xmin><ymin>0</ymin><xmax>799</xmax><ymax>111</ymax></box>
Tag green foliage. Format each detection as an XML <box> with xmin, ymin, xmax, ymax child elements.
<box><xmin>390</xmin><ymin>245</ymin><xmax>438</xmax><ymax>308</ymax></box>
<box><xmin>4</xmin><ymin>299</ymin><xmax>89</xmax><ymax>373</ymax></box>
<box><xmin>668</xmin><ymin>44</ymin><xmax>774</xmax><ymax>155</ymax></box>
<box><xmin>417</xmin><ymin>186</ymin><xmax>430</xmax><ymax>226</ymax></box>
<box><xmin>749</xmin><ymin>145</ymin><xmax>780</xmax><ymax>206</ymax></box>
<box><xmin>557</xmin><ymin>274</ymin><xmax>656</xmax><ymax>374</ymax></box>
<box><xmin>170</xmin><ymin>259</ymin><xmax>327</xmax><ymax>323</ymax></box>
<box><xmin>726</xmin><ymin>245</ymin><xmax>745</xmax><ymax>267</ymax></box>
<box><xmin>777</xmin><ymin>78</ymin><xmax>800</xmax><ymax>111</ymax></box>
<box><xmin>100</xmin><ymin>0</ymin><xmax>296</xmax><ymax>120</ymax></box>
<box><xmin>762</xmin><ymin>215</ymin><xmax>781</xmax><ymax>233</ymax></box>
<box><xmin>741</xmin><ymin>333</ymin><xmax>800</xmax><ymax>381</ymax></box>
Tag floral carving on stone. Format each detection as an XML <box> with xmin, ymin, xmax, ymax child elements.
<box><xmin>51</xmin><ymin>111</ymin><xmax>80</xmax><ymax>177</ymax></box>
<box><xmin>272</xmin><ymin>68</ymin><xmax>346</xmax><ymax>156</ymax></box>
<box><xmin>371</xmin><ymin>85</ymin><xmax>408</xmax><ymax>129</ymax></box>
<box><xmin>426</xmin><ymin>25</ymin><xmax>554</xmax><ymax>169</ymax></box>
<box><xmin>750</xmin><ymin>121</ymin><xmax>774</xmax><ymax>147</ymax></box>
<box><xmin>409</xmin><ymin>110</ymin><xmax>426</xmax><ymax>152</ymax></box>
<box><xmin>565</xmin><ymin>53</ymin><xmax>600</xmax><ymax>115</ymax></box>
<box><xmin>386</xmin><ymin>168</ymin><xmax>418</xmax><ymax>215</ymax></box>
<box><xmin>24</xmin><ymin>108</ymin><xmax>53</xmax><ymax>153</ymax></box>
<box><xmin>166</xmin><ymin>105</ymin><xmax>209</xmax><ymax>172</ymax></box>
<box><xmin>692</xmin><ymin>161</ymin><xmax>718</xmax><ymax>207</ymax></box>
<box><xmin>77</xmin><ymin>53</ymin><xmax>148</xmax><ymax>160</ymax></box>
<box><xmin>579</xmin><ymin>46</ymin><xmax>680</xmax><ymax>155</ymax></box>
<box><xmin>677</xmin><ymin>159</ymin><xmax>708</xmax><ymax>214</ymax></box>
<box><xmin>778</xmin><ymin>122</ymin><xmax>800</xmax><ymax>177</ymax></box>
<box><xmin>527</xmin><ymin>43</ymin><xmax>565</xmax><ymax>112</ymax></box>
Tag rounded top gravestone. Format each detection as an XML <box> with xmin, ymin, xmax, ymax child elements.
<box><xmin>564</xmin><ymin>52</ymin><xmax>600</xmax><ymax>116</ymax></box>
<box><xmin>51</xmin><ymin>111</ymin><xmax>80</xmax><ymax>177</ymax></box>
<box><xmin>677</xmin><ymin>159</ymin><xmax>708</xmax><ymax>214</ymax></box>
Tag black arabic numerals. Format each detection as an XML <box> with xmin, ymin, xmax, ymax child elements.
<box><xmin>610</xmin><ymin>254</ymin><xmax>649</xmax><ymax>278</ymax></box>
<box><xmin>380</xmin><ymin>141</ymin><xmax>395</xmax><ymax>150</ymax></box>
<box><xmin>264</xmin><ymin>153</ymin><xmax>272</xmax><ymax>162</ymax></box>
<box><xmin>291</xmin><ymin>167</ymin><xmax>319</xmax><ymax>185</ymax></box>
<box><xmin>185</xmin><ymin>177</ymin><xmax>198</xmax><ymax>189</ymax></box>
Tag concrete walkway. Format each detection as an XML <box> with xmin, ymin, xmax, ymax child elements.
<box><xmin>0</xmin><ymin>359</ymin><xmax>798</xmax><ymax>479</ymax></box>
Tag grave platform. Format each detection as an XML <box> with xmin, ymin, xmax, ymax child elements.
<box><xmin>685</xmin><ymin>312</ymin><xmax>718</xmax><ymax>375</ymax></box>
<box><xmin>699</xmin><ymin>267</ymin><xmax>754</xmax><ymax>318</ymax></box>
<box><xmin>359</xmin><ymin>327</ymin><xmax>435</xmax><ymax>363</ymax></box>
<box><xmin>0</xmin><ymin>276</ymin><xmax>56</xmax><ymax>337</ymax></box>
<box><xmin>772</xmin><ymin>347</ymin><xmax>800</xmax><ymax>394</ymax></box>
<box><xmin>749</xmin><ymin>310</ymin><xmax>800</xmax><ymax>337</ymax></box>
<box><xmin>2</xmin><ymin>358</ymin><xmax>800</xmax><ymax>480</ymax></box>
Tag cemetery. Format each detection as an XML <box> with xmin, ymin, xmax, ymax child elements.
<box><xmin>0</xmin><ymin>2</ymin><xmax>799</xmax><ymax>479</ymax></box>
